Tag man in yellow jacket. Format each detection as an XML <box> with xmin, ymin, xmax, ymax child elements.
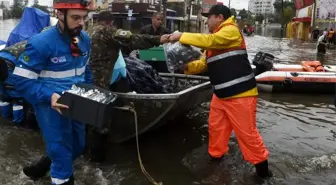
<box><xmin>169</xmin><ymin>4</ymin><xmax>272</xmax><ymax>179</ymax></box>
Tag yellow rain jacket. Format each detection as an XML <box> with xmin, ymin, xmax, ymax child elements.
<box><xmin>180</xmin><ymin>16</ymin><xmax>258</xmax><ymax>99</ymax></box>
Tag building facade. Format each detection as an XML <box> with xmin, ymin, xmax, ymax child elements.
<box><xmin>0</xmin><ymin>1</ymin><xmax>10</xmax><ymax>9</ymax></box>
<box><xmin>248</xmin><ymin>0</ymin><xmax>274</xmax><ymax>15</ymax></box>
<box><xmin>287</xmin><ymin>0</ymin><xmax>314</xmax><ymax>40</ymax></box>
<box><xmin>315</xmin><ymin>0</ymin><xmax>336</xmax><ymax>29</ymax></box>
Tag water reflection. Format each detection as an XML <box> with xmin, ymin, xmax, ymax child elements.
<box><xmin>255</xmin><ymin>24</ymin><xmax>284</xmax><ymax>38</ymax></box>
<box><xmin>245</xmin><ymin>33</ymin><xmax>336</xmax><ymax>65</ymax></box>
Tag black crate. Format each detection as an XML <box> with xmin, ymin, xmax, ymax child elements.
<box><xmin>57</xmin><ymin>83</ymin><xmax>117</xmax><ymax>128</ymax></box>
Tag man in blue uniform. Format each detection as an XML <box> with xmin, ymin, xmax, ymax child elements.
<box><xmin>12</xmin><ymin>0</ymin><xmax>92</xmax><ymax>184</ymax></box>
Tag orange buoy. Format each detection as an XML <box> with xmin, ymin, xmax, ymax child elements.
<box><xmin>301</xmin><ymin>61</ymin><xmax>325</xmax><ymax>72</ymax></box>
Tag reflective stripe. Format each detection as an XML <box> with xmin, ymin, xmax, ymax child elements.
<box><xmin>213</xmin><ymin>73</ymin><xmax>255</xmax><ymax>90</ymax></box>
<box><xmin>76</xmin><ymin>65</ymin><xmax>86</xmax><ymax>75</ymax></box>
<box><xmin>13</xmin><ymin>67</ymin><xmax>39</xmax><ymax>79</ymax></box>
<box><xmin>40</xmin><ymin>65</ymin><xmax>86</xmax><ymax>79</ymax></box>
<box><xmin>51</xmin><ymin>178</ymin><xmax>70</xmax><ymax>184</ymax></box>
<box><xmin>14</xmin><ymin>65</ymin><xmax>86</xmax><ymax>79</ymax></box>
<box><xmin>13</xmin><ymin>105</ymin><xmax>23</xmax><ymax>111</ymax></box>
<box><xmin>207</xmin><ymin>50</ymin><xmax>247</xmax><ymax>63</ymax></box>
<box><xmin>0</xmin><ymin>101</ymin><xmax>10</xmax><ymax>106</ymax></box>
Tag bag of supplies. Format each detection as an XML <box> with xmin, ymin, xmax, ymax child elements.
<box><xmin>163</xmin><ymin>42</ymin><xmax>202</xmax><ymax>73</ymax></box>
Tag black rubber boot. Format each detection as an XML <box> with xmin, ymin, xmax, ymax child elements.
<box><xmin>89</xmin><ymin>128</ymin><xmax>109</xmax><ymax>163</ymax></box>
<box><xmin>59</xmin><ymin>176</ymin><xmax>74</xmax><ymax>185</ymax></box>
<box><xmin>255</xmin><ymin>160</ymin><xmax>273</xmax><ymax>179</ymax></box>
<box><xmin>208</xmin><ymin>154</ymin><xmax>224</xmax><ymax>162</ymax></box>
<box><xmin>23</xmin><ymin>156</ymin><xmax>51</xmax><ymax>180</ymax></box>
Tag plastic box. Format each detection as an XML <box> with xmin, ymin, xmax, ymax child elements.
<box><xmin>138</xmin><ymin>46</ymin><xmax>166</xmax><ymax>61</ymax></box>
<box><xmin>57</xmin><ymin>84</ymin><xmax>117</xmax><ymax>128</ymax></box>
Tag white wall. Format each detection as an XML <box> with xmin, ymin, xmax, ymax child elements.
<box><xmin>248</xmin><ymin>0</ymin><xmax>274</xmax><ymax>15</ymax></box>
<box><xmin>297</xmin><ymin>5</ymin><xmax>312</xmax><ymax>18</ymax></box>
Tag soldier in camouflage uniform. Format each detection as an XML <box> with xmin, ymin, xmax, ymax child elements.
<box><xmin>1</xmin><ymin>40</ymin><xmax>27</xmax><ymax>59</ymax></box>
<box><xmin>0</xmin><ymin>41</ymin><xmax>27</xmax><ymax>82</ymax></box>
<box><xmin>86</xmin><ymin>11</ymin><xmax>169</xmax><ymax>89</ymax></box>
<box><xmin>0</xmin><ymin>40</ymin><xmax>38</xmax><ymax>129</ymax></box>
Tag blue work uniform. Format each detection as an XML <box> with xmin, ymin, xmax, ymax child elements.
<box><xmin>0</xmin><ymin>50</ymin><xmax>25</xmax><ymax>124</ymax></box>
<box><xmin>12</xmin><ymin>25</ymin><xmax>91</xmax><ymax>185</ymax></box>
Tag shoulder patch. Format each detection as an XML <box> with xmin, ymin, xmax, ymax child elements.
<box><xmin>115</xmin><ymin>29</ymin><xmax>132</xmax><ymax>39</ymax></box>
<box><xmin>118</xmin><ymin>30</ymin><xmax>128</xmax><ymax>36</ymax></box>
<box><xmin>23</xmin><ymin>54</ymin><xmax>30</xmax><ymax>62</ymax></box>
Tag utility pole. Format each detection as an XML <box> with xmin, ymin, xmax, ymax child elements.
<box><xmin>197</xmin><ymin>0</ymin><xmax>203</xmax><ymax>33</ymax></box>
<box><xmin>229</xmin><ymin>0</ymin><xmax>231</xmax><ymax>8</ymax></box>
<box><xmin>159</xmin><ymin>0</ymin><xmax>162</xmax><ymax>12</ymax></box>
<box><xmin>187</xmin><ymin>0</ymin><xmax>192</xmax><ymax>32</ymax></box>
<box><xmin>162</xmin><ymin>0</ymin><xmax>167</xmax><ymax>26</ymax></box>
<box><xmin>312</xmin><ymin>0</ymin><xmax>317</xmax><ymax>28</ymax></box>
<box><xmin>280</xmin><ymin>0</ymin><xmax>284</xmax><ymax>37</ymax></box>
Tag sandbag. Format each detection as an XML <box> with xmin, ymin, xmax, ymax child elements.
<box><xmin>163</xmin><ymin>42</ymin><xmax>202</xmax><ymax>73</ymax></box>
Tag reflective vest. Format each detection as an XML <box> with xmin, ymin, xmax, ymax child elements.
<box><xmin>328</xmin><ymin>31</ymin><xmax>334</xmax><ymax>38</ymax></box>
<box><xmin>206</xmin><ymin>23</ymin><xmax>256</xmax><ymax>98</ymax></box>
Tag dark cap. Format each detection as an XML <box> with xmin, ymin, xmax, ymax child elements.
<box><xmin>201</xmin><ymin>4</ymin><xmax>231</xmax><ymax>19</ymax></box>
<box><xmin>97</xmin><ymin>11</ymin><xmax>114</xmax><ymax>21</ymax></box>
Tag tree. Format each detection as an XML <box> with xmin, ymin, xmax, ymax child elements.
<box><xmin>31</xmin><ymin>0</ymin><xmax>50</xmax><ymax>14</ymax></box>
<box><xmin>0</xmin><ymin>2</ymin><xmax>10</xmax><ymax>19</ymax></box>
<box><xmin>281</xmin><ymin>6</ymin><xmax>295</xmax><ymax>24</ymax></box>
<box><xmin>230</xmin><ymin>8</ymin><xmax>237</xmax><ymax>17</ymax></box>
<box><xmin>238</xmin><ymin>9</ymin><xmax>248</xmax><ymax>20</ymax></box>
<box><xmin>0</xmin><ymin>1</ymin><xmax>5</xmax><ymax>9</ymax></box>
<box><xmin>11</xmin><ymin>0</ymin><xmax>24</xmax><ymax>18</ymax></box>
<box><xmin>273</xmin><ymin>0</ymin><xmax>295</xmax><ymax>24</ymax></box>
<box><xmin>32</xmin><ymin>4</ymin><xmax>50</xmax><ymax>14</ymax></box>
<box><xmin>255</xmin><ymin>14</ymin><xmax>264</xmax><ymax>23</ymax></box>
<box><xmin>273</xmin><ymin>0</ymin><xmax>295</xmax><ymax>14</ymax></box>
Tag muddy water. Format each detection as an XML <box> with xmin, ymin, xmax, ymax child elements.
<box><xmin>0</xmin><ymin>21</ymin><xmax>336</xmax><ymax>185</ymax></box>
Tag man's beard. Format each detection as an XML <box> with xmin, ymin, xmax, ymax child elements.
<box><xmin>68</xmin><ymin>26</ymin><xmax>83</xmax><ymax>37</ymax></box>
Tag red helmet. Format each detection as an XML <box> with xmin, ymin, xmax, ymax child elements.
<box><xmin>53</xmin><ymin>0</ymin><xmax>92</xmax><ymax>10</ymax></box>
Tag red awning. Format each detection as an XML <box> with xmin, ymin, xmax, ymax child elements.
<box><xmin>292</xmin><ymin>17</ymin><xmax>311</xmax><ymax>22</ymax></box>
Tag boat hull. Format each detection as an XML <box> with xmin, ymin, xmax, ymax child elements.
<box><xmin>256</xmin><ymin>71</ymin><xmax>336</xmax><ymax>94</ymax></box>
<box><xmin>107</xmin><ymin>73</ymin><xmax>212</xmax><ymax>143</ymax></box>
<box><xmin>273</xmin><ymin>63</ymin><xmax>336</xmax><ymax>72</ymax></box>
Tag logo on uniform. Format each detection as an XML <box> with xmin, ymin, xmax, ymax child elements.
<box><xmin>51</xmin><ymin>56</ymin><xmax>67</xmax><ymax>64</ymax></box>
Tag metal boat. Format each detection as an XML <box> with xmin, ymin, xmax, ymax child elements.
<box><xmin>108</xmin><ymin>73</ymin><xmax>212</xmax><ymax>143</ymax></box>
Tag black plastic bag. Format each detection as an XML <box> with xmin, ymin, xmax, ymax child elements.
<box><xmin>163</xmin><ymin>42</ymin><xmax>202</xmax><ymax>73</ymax></box>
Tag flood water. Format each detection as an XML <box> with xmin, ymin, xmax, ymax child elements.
<box><xmin>1</xmin><ymin>20</ymin><xmax>336</xmax><ymax>185</ymax></box>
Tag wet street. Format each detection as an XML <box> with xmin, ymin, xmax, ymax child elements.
<box><xmin>1</xmin><ymin>20</ymin><xmax>336</xmax><ymax>185</ymax></box>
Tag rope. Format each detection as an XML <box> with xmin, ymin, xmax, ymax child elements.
<box><xmin>113</xmin><ymin>106</ymin><xmax>163</xmax><ymax>185</ymax></box>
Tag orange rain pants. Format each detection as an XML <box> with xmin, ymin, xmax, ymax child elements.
<box><xmin>208</xmin><ymin>95</ymin><xmax>269</xmax><ymax>165</ymax></box>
